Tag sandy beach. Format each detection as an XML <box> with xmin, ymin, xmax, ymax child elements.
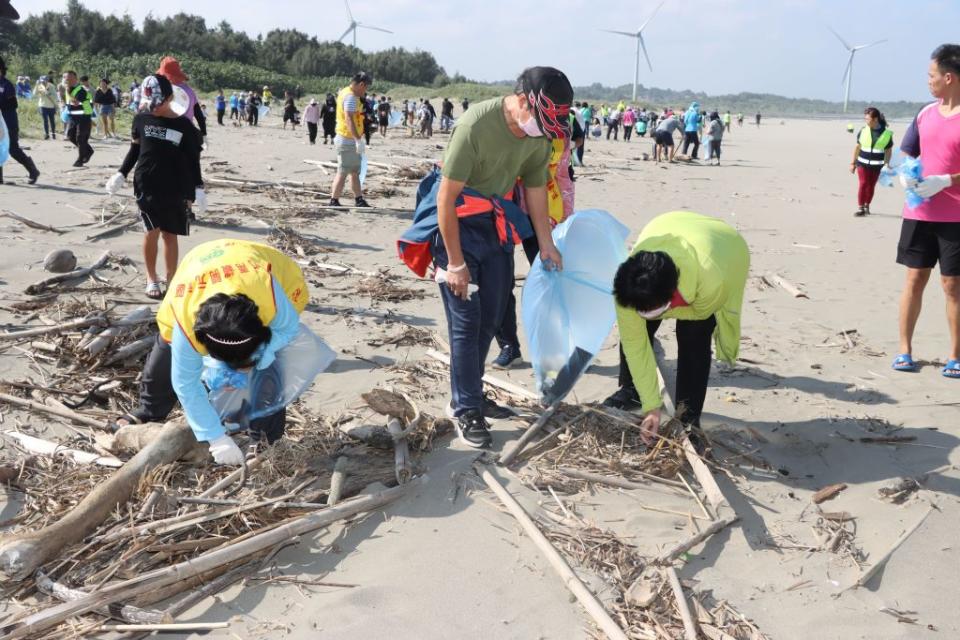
<box><xmin>0</xmin><ymin>110</ymin><xmax>957</xmax><ymax>640</ymax></box>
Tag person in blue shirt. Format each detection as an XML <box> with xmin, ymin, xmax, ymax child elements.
<box><xmin>229</xmin><ymin>92</ymin><xmax>239</xmax><ymax>121</ymax></box>
<box><xmin>215</xmin><ymin>89</ymin><xmax>226</xmax><ymax>126</ymax></box>
<box><xmin>681</xmin><ymin>101</ymin><xmax>701</xmax><ymax>159</ymax></box>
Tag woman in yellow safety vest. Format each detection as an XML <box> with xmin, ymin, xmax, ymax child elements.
<box><xmin>850</xmin><ymin>107</ymin><xmax>894</xmax><ymax>216</ymax></box>
<box><xmin>117</xmin><ymin>239</ymin><xmax>309</xmax><ymax>466</ymax></box>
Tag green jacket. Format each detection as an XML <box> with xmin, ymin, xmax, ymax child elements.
<box><xmin>616</xmin><ymin>211</ymin><xmax>750</xmax><ymax>413</ymax></box>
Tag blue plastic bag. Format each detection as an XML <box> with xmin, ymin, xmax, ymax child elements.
<box><xmin>879</xmin><ymin>150</ymin><xmax>927</xmax><ymax>209</ymax></box>
<box><xmin>60</xmin><ymin>107</ymin><xmax>70</xmax><ymax>123</ymax></box>
<box><xmin>388</xmin><ymin>111</ymin><xmax>403</xmax><ymax>128</ymax></box>
<box><xmin>0</xmin><ymin>115</ymin><xmax>8</xmax><ymax>166</ymax></box>
<box><xmin>258</xmin><ymin>105</ymin><xmax>270</xmax><ymax>120</ymax></box>
<box><xmin>204</xmin><ymin>324</ymin><xmax>336</xmax><ymax>429</ymax></box>
<box><xmin>359</xmin><ymin>154</ymin><xmax>368</xmax><ymax>186</ymax></box>
<box><xmin>522</xmin><ymin>210</ymin><xmax>630</xmax><ymax>405</ymax></box>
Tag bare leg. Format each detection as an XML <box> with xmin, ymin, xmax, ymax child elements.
<box><xmin>942</xmin><ymin>275</ymin><xmax>960</xmax><ymax>360</ymax></box>
<box><xmin>898</xmin><ymin>267</ymin><xmax>932</xmax><ymax>355</ymax></box>
<box><xmin>161</xmin><ymin>231</ymin><xmax>179</xmax><ymax>283</ymax></box>
<box><xmin>330</xmin><ymin>172</ymin><xmax>347</xmax><ymax>199</ymax></box>
<box><xmin>143</xmin><ymin>230</ymin><xmax>161</xmax><ymax>283</ymax></box>
<box><xmin>350</xmin><ymin>172</ymin><xmax>362</xmax><ymax>198</ymax></box>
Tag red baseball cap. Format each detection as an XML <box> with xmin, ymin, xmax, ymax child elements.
<box><xmin>156</xmin><ymin>56</ymin><xmax>188</xmax><ymax>84</ymax></box>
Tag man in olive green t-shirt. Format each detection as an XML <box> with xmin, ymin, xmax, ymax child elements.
<box><xmin>437</xmin><ymin>66</ymin><xmax>573</xmax><ymax>449</ymax></box>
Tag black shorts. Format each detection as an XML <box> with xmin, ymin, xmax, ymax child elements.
<box><xmin>896</xmin><ymin>219</ymin><xmax>960</xmax><ymax>276</ymax></box>
<box><xmin>378</xmin><ymin>117</ymin><xmax>388</xmax><ymax>127</ymax></box>
<box><xmin>655</xmin><ymin>130</ymin><xmax>674</xmax><ymax>146</ymax></box>
<box><xmin>138</xmin><ymin>194</ymin><xmax>191</xmax><ymax>236</ymax></box>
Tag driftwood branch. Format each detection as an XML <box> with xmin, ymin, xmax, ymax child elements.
<box><xmin>35</xmin><ymin>572</ymin><xmax>167</xmax><ymax>624</ymax></box>
<box><xmin>24</xmin><ymin>251</ymin><xmax>111</xmax><ymax>295</ymax></box>
<box><xmin>853</xmin><ymin>506</ymin><xmax>933</xmax><ymax>589</ymax></box>
<box><xmin>656</xmin><ymin>515</ymin><xmax>739</xmax><ymax>565</ymax></box>
<box><xmin>0</xmin><ymin>209</ymin><xmax>65</xmax><ymax>234</ymax></box>
<box><xmin>477</xmin><ymin>466</ymin><xmax>628</xmax><ymax>640</ymax></box>
<box><xmin>498</xmin><ymin>401</ymin><xmax>561</xmax><ymax>467</ymax></box>
<box><xmin>1</xmin><ymin>430</ymin><xmax>122</xmax><ymax>467</ymax></box>
<box><xmin>0</xmin><ymin>316</ymin><xmax>107</xmax><ymax>342</ymax></box>
<box><xmin>0</xmin><ymin>392</ymin><xmax>105</xmax><ymax>429</ymax></box>
<box><xmin>666</xmin><ymin>566</ymin><xmax>698</xmax><ymax>640</ymax></box>
<box><xmin>0</xmin><ymin>420</ymin><xmax>198</xmax><ymax>581</ymax></box>
<box><xmin>426</xmin><ymin>349</ymin><xmax>538</xmax><ymax>401</ymax></box>
<box><xmin>80</xmin><ymin>305</ymin><xmax>152</xmax><ymax>356</ymax></box>
<box><xmin>103</xmin><ymin>334</ymin><xmax>155</xmax><ymax>365</ymax></box>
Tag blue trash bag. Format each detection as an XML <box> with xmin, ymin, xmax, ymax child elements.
<box><xmin>60</xmin><ymin>107</ymin><xmax>71</xmax><ymax>123</ymax></box>
<box><xmin>203</xmin><ymin>323</ymin><xmax>336</xmax><ymax>429</ymax></box>
<box><xmin>0</xmin><ymin>115</ymin><xmax>8</xmax><ymax>166</ymax></box>
<box><xmin>522</xmin><ymin>209</ymin><xmax>630</xmax><ymax>405</ymax></box>
<box><xmin>359</xmin><ymin>154</ymin><xmax>368</xmax><ymax>186</ymax></box>
<box><xmin>388</xmin><ymin>111</ymin><xmax>403</xmax><ymax>128</ymax></box>
<box><xmin>879</xmin><ymin>149</ymin><xmax>927</xmax><ymax>209</ymax></box>
<box><xmin>258</xmin><ymin>105</ymin><xmax>270</xmax><ymax>120</ymax></box>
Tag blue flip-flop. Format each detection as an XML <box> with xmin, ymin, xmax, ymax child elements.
<box><xmin>892</xmin><ymin>354</ymin><xmax>918</xmax><ymax>372</ymax></box>
<box><xmin>943</xmin><ymin>359</ymin><xmax>960</xmax><ymax>379</ymax></box>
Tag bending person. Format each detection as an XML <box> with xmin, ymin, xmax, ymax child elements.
<box><xmin>604</xmin><ymin>211</ymin><xmax>749</xmax><ymax>452</ymax></box>
<box><xmin>118</xmin><ymin>239</ymin><xmax>309</xmax><ymax>465</ymax></box>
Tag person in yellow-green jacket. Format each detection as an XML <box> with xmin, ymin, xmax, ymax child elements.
<box><xmin>603</xmin><ymin>211</ymin><xmax>749</xmax><ymax>450</ymax></box>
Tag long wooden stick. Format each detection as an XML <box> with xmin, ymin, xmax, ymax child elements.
<box><xmin>666</xmin><ymin>566</ymin><xmax>698</xmax><ymax>640</ymax></box>
<box><xmin>853</xmin><ymin>507</ymin><xmax>933</xmax><ymax>588</ymax></box>
<box><xmin>197</xmin><ymin>457</ymin><xmax>263</xmax><ymax>498</ymax></box>
<box><xmin>0</xmin><ymin>482</ymin><xmax>411</xmax><ymax>639</ymax></box>
<box><xmin>426</xmin><ymin>349</ymin><xmax>538</xmax><ymax>401</ymax></box>
<box><xmin>98</xmin><ymin>622</ymin><xmax>229</xmax><ymax>632</ymax></box>
<box><xmin>499</xmin><ymin>400</ymin><xmax>561</xmax><ymax>467</ymax></box>
<box><xmin>0</xmin><ymin>316</ymin><xmax>106</xmax><ymax>342</ymax></box>
<box><xmin>1</xmin><ymin>209</ymin><xmax>65</xmax><ymax>234</ymax></box>
<box><xmin>656</xmin><ymin>515</ymin><xmax>738</xmax><ymax>565</ymax></box>
<box><xmin>0</xmin><ymin>392</ymin><xmax>106</xmax><ymax>429</ymax></box>
<box><xmin>80</xmin><ymin>305</ymin><xmax>152</xmax><ymax>355</ymax></box>
<box><xmin>477</xmin><ymin>467</ymin><xmax>628</xmax><ymax>640</ymax></box>
<box><xmin>556</xmin><ymin>465</ymin><xmax>687</xmax><ymax>492</ymax></box>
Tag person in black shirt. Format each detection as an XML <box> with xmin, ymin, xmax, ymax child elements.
<box><xmin>63</xmin><ymin>70</ymin><xmax>94</xmax><ymax>166</ymax></box>
<box><xmin>282</xmin><ymin>91</ymin><xmax>299</xmax><ymax>131</ymax></box>
<box><xmin>461</xmin><ymin>97</ymin><xmax>469</xmax><ymax>112</ymax></box>
<box><xmin>376</xmin><ymin>96</ymin><xmax>391</xmax><ymax>138</ymax></box>
<box><xmin>94</xmin><ymin>78</ymin><xmax>117</xmax><ymax>139</ymax></box>
<box><xmin>440</xmin><ymin>98</ymin><xmax>454</xmax><ymax>132</ymax></box>
<box><xmin>0</xmin><ymin>56</ymin><xmax>41</xmax><ymax>185</ymax></box>
<box><xmin>106</xmin><ymin>74</ymin><xmax>205</xmax><ymax>300</ymax></box>
<box><xmin>321</xmin><ymin>93</ymin><xmax>337</xmax><ymax>144</ymax></box>
<box><xmin>247</xmin><ymin>91</ymin><xmax>261</xmax><ymax>126</ymax></box>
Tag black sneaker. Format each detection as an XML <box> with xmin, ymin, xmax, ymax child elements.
<box><xmin>354</xmin><ymin>197</ymin><xmax>371</xmax><ymax>208</ymax></box>
<box><xmin>328</xmin><ymin>197</ymin><xmax>341</xmax><ymax>207</ymax></box>
<box><xmin>854</xmin><ymin>206</ymin><xmax>866</xmax><ymax>217</ymax></box>
<box><xmin>455</xmin><ymin>409</ymin><xmax>492</xmax><ymax>449</ymax></box>
<box><xmin>602</xmin><ymin>386</ymin><xmax>642</xmax><ymax>411</ymax></box>
<box><xmin>482</xmin><ymin>393</ymin><xmax>515</xmax><ymax>421</ymax></box>
<box><xmin>72</xmin><ymin>159</ymin><xmax>84</xmax><ymax>167</ymax></box>
<box><xmin>492</xmin><ymin>344</ymin><xmax>522</xmax><ymax>370</ymax></box>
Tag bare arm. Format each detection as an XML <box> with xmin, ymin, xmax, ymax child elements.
<box><xmin>523</xmin><ymin>184</ymin><xmax>562</xmax><ymax>269</ymax></box>
<box><xmin>438</xmin><ymin>176</ymin><xmax>466</xmax><ymax>267</ymax></box>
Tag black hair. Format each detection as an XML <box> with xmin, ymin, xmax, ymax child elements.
<box><xmin>0</xmin><ymin>57</ymin><xmax>5</xmax><ymax>77</ymax></box>
<box><xmin>193</xmin><ymin>294</ymin><xmax>271</xmax><ymax>368</ymax></box>
<box><xmin>613</xmin><ymin>251</ymin><xmax>679</xmax><ymax>312</ymax></box>
<box><xmin>352</xmin><ymin>71</ymin><xmax>372</xmax><ymax>85</ymax></box>
<box><xmin>932</xmin><ymin>44</ymin><xmax>960</xmax><ymax>77</ymax></box>
<box><xmin>864</xmin><ymin>106</ymin><xmax>887</xmax><ymax>129</ymax></box>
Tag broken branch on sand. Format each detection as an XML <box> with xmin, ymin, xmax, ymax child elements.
<box><xmin>0</xmin><ymin>392</ymin><xmax>106</xmax><ymax>429</ymax></box>
<box><xmin>24</xmin><ymin>251</ymin><xmax>112</xmax><ymax>295</ymax></box>
<box><xmin>666</xmin><ymin>566</ymin><xmax>699</xmax><ymax>640</ymax></box>
<box><xmin>0</xmin><ymin>209</ymin><xmax>65</xmax><ymax>234</ymax></box>
<box><xmin>764</xmin><ymin>273</ymin><xmax>808</xmax><ymax>299</ymax></box>
<box><xmin>426</xmin><ymin>349</ymin><xmax>538</xmax><ymax>401</ymax></box>
<box><xmin>852</xmin><ymin>506</ymin><xmax>934</xmax><ymax>589</ymax></box>
<box><xmin>0</xmin><ymin>315</ymin><xmax>107</xmax><ymax>342</ymax></box>
<box><xmin>478</xmin><ymin>466</ymin><xmax>629</xmax><ymax>640</ymax></box>
<box><xmin>656</xmin><ymin>515</ymin><xmax>739</xmax><ymax>564</ymax></box>
<box><xmin>1</xmin><ymin>430</ymin><xmax>122</xmax><ymax>468</ymax></box>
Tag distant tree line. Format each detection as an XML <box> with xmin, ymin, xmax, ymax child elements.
<box><xmin>3</xmin><ymin>0</ymin><xmax>452</xmax><ymax>87</ymax></box>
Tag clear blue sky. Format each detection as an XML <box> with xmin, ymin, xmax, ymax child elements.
<box><xmin>20</xmin><ymin>0</ymin><xmax>959</xmax><ymax>102</ymax></box>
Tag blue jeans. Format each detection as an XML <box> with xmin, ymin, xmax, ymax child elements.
<box><xmin>433</xmin><ymin>214</ymin><xmax>514</xmax><ymax>416</ymax></box>
<box><xmin>40</xmin><ymin>107</ymin><xmax>57</xmax><ymax>137</ymax></box>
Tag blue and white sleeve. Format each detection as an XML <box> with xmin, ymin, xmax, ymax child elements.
<box><xmin>171</xmin><ymin>324</ymin><xmax>226</xmax><ymax>442</ymax></box>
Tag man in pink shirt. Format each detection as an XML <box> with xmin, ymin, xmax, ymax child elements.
<box><xmin>894</xmin><ymin>44</ymin><xmax>960</xmax><ymax>378</ymax></box>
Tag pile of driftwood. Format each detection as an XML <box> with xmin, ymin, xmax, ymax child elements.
<box><xmin>0</xmin><ymin>389</ymin><xmax>435</xmax><ymax>639</ymax></box>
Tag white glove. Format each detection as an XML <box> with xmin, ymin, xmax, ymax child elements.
<box><xmin>914</xmin><ymin>174</ymin><xmax>953</xmax><ymax>199</ymax></box>
<box><xmin>194</xmin><ymin>188</ymin><xmax>208</xmax><ymax>215</ymax></box>
<box><xmin>105</xmin><ymin>172</ymin><xmax>125</xmax><ymax>195</ymax></box>
<box><xmin>899</xmin><ymin>174</ymin><xmax>918</xmax><ymax>190</ymax></box>
<box><xmin>208</xmin><ymin>435</ymin><xmax>244</xmax><ymax>466</ymax></box>
<box><xmin>355</xmin><ymin>139</ymin><xmax>365</xmax><ymax>156</ymax></box>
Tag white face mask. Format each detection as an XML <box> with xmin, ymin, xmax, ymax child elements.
<box><xmin>518</xmin><ymin>113</ymin><xmax>543</xmax><ymax>137</ymax></box>
<box><xmin>637</xmin><ymin>302</ymin><xmax>670</xmax><ymax>320</ymax></box>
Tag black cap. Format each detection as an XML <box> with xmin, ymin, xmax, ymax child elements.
<box><xmin>352</xmin><ymin>71</ymin><xmax>373</xmax><ymax>85</ymax></box>
<box><xmin>1</xmin><ymin>0</ymin><xmax>19</xmax><ymax>20</ymax></box>
<box><xmin>516</xmin><ymin>66</ymin><xmax>574</xmax><ymax>139</ymax></box>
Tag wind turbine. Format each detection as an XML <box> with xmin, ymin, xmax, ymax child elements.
<box><xmin>599</xmin><ymin>0</ymin><xmax>667</xmax><ymax>101</ymax></box>
<box><xmin>338</xmin><ymin>0</ymin><xmax>393</xmax><ymax>48</ymax></box>
<box><xmin>828</xmin><ymin>26</ymin><xmax>886</xmax><ymax>113</ymax></box>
